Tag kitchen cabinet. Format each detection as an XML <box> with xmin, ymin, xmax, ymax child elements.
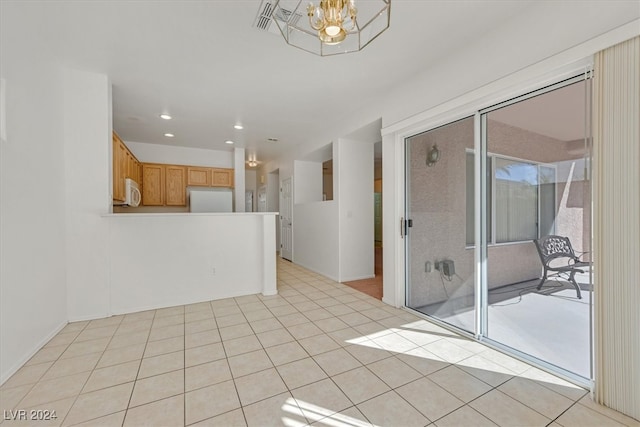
<box><xmin>142</xmin><ymin>163</ymin><xmax>165</xmax><ymax>206</ymax></box>
<box><xmin>212</xmin><ymin>168</ymin><xmax>234</xmax><ymax>188</ymax></box>
<box><xmin>112</xmin><ymin>132</ymin><xmax>141</xmax><ymax>203</ymax></box>
<box><xmin>165</xmin><ymin>165</ymin><xmax>186</xmax><ymax>206</ymax></box>
<box><xmin>142</xmin><ymin>163</ymin><xmax>187</xmax><ymax>206</ymax></box>
<box><xmin>138</xmin><ymin>163</ymin><xmax>143</xmax><ymax>187</ymax></box>
<box><xmin>127</xmin><ymin>151</ymin><xmax>139</xmax><ymax>183</ymax></box>
<box><xmin>187</xmin><ymin>167</ymin><xmax>211</xmax><ymax>186</ymax></box>
<box><xmin>112</xmin><ymin>134</ymin><xmax>124</xmax><ymax>202</ymax></box>
<box><xmin>187</xmin><ymin>167</ymin><xmax>234</xmax><ymax>188</ymax></box>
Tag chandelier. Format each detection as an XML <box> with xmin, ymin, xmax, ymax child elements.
<box><xmin>271</xmin><ymin>0</ymin><xmax>391</xmax><ymax>56</ymax></box>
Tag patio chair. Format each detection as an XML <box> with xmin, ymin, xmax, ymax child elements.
<box><xmin>533</xmin><ymin>235</ymin><xmax>590</xmax><ymax>299</ymax></box>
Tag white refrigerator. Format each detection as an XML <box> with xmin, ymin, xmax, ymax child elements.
<box><xmin>189</xmin><ymin>188</ymin><xmax>233</xmax><ymax>213</ymax></box>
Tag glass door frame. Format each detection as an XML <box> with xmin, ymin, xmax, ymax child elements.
<box><xmin>402</xmin><ymin>71</ymin><xmax>594</xmax><ymax>388</ymax></box>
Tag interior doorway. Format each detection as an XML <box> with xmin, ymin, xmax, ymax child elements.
<box><xmin>343</xmin><ymin>141</ymin><xmax>383</xmax><ymax>299</ymax></box>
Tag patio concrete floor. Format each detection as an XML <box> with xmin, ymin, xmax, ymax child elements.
<box><xmin>413</xmin><ymin>272</ymin><xmax>592</xmax><ymax>378</ymax></box>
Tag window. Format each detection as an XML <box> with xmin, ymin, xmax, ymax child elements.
<box><xmin>466</xmin><ymin>151</ymin><xmax>556</xmax><ymax>246</ymax></box>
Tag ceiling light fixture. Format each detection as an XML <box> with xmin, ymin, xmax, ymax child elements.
<box><xmin>272</xmin><ymin>0</ymin><xmax>390</xmax><ymax>56</ymax></box>
<box><xmin>234</xmin><ymin>124</ymin><xmax>244</xmax><ymax>130</ymax></box>
<box><xmin>247</xmin><ymin>160</ymin><xmax>258</xmax><ymax>168</ymax></box>
<box><xmin>159</xmin><ymin>114</ymin><xmax>172</xmax><ymax>120</ymax></box>
<box><xmin>164</xmin><ymin>133</ymin><xmax>175</xmax><ymax>137</ymax></box>
<box><xmin>225</xmin><ymin>140</ymin><xmax>234</xmax><ymax>144</ymax></box>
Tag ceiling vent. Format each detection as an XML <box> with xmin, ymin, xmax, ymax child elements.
<box><xmin>254</xmin><ymin>1</ymin><xmax>302</xmax><ymax>35</ymax></box>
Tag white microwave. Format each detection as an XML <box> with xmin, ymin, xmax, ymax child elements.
<box><xmin>123</xmin><ymin>178</ymin><xmax>141</xmax><ymax>207</ymax></box>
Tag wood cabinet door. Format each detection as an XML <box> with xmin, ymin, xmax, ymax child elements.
<box><xmin>211</xmin><ymin>168</ymin><xmax>234</xmax><ymax>188</ymax></box>
<box><xmin>118</xmin><ymin>142</ymin><xmax>128</xmax><ymax>185</ymax></box>
<box><xmin>165</xmin><ymin>165</ymin><xmax>186</xmax><ymax>206</ymax></box>
<box><xmin>112</xmin><ymin>134</ymin><xmax>124</xmax><ymax>202</ymax></box>
<box><xmin>187</xmin><ymin>167</ymin><xmax>211</xmax><ymax>186</ymax></box>
<box><xmin>142</xmin><ymin>164</ymin><xmax>164</xmax><ymax>206</ymax></box>
<box><xmin>115</xmin><ymin>139</ymin><xmax>128</xmax><ymax>202</ymax></box>
<box><xmin>126</xmin><ymin>151</ymin><xmax>135</xmax><ymax>180</ymax></box>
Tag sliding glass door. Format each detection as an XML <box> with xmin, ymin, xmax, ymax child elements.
<box><xmin>481</xmin><ymin>78</ymin><xmax>592</xmax><ymax>378</ymax></box>
<box><xmin>405</xmin><ymin>75</ymin><xmax>593</xmax><ymax>380</ymax></box>
<box><xmin>405</xmin><ymin>116</ymin><xmax>476</xmax><ymax>334</ymax></box>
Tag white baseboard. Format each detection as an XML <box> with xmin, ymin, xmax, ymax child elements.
<box><xmin>340</xmin><ymin>274</ymin><xmax>375</xmax><ymax>282</ymax></box>
<box><xmin>292</xmin><ymin>261</ymin><xmax>339</xmax><ymax>282</ymax></box>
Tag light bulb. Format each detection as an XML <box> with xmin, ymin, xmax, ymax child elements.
<box><xmin>325</xmin><ymin>25</ymin><xmax>340</xmax><ymax>36</ymax></box>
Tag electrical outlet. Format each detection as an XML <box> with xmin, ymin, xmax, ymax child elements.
<box><xmin>425</xmin><ymin>261</ymin><xmax>432</xmax><ymax>273</ymax></box>
<box><xmin>212</xmin><ymin>267</ymin><xmax>216</xmax><ymax>275</ymax></box>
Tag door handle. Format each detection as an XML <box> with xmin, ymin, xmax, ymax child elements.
<box><xmin>400</xmin><ymin>217</ymin><xmax>412</xmax><ymax>238</ymax></box>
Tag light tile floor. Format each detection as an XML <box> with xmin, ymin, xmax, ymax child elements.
<box><xmin>1</xmin><ymin>260</ymin><xmax>638</xmax><ymax>427</ymax></box>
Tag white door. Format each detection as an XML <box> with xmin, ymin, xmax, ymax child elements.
<box><xmin>280</xmin><ymin>177</ymin><xmax>293</xmax><ymax>261</ymax></box>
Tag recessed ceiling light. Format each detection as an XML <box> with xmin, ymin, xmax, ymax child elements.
<box><xmin>225</xmin><ymin>140</ymin><xmax>234</xmax><ymax>144</ymax></box>
<box><xmin>164</xmin><ymin>133</ymin><xmax>175</xmax><ymax>137</ymax></box>
<box><xmin>159</xmin><ymin>114</ymin><xmax>172</xmax><ymax>120</ymax></box>
<box><xmin>234</xmin><ymin>124</ymin><xmax>244</xmax><ymax>130</ymax></box>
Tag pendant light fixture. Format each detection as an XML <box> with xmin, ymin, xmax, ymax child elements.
<box><xmin>271</xmin><ymin>0</ymin><xmax>391</xmax><ymax>56</ymax></box>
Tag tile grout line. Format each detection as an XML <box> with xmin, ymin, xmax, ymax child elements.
<box><xmin>6</xmin><ymin>322</ymin><xmax>90</xmax><ymax>425</ymax></box>
<box><xmin>8</xmin><ymin>260</ymin><xmax>625</xmax><ymax>427</ymax></box>
<box><xmin>59</xmin><ymin>316</ymin><xmax>125</xmax><ymax>427</ymax></box>
<box><xmin>119</xmin><ymin>309</ymin><xmax>155</xmax><ymax>427</ymax></box>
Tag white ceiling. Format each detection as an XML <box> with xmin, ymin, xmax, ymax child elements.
<box><xmin>5</xmin><ymin>0</ymin><xmax>631</xmax><ymax>165</ymax></box>
<box><xmin>489</xmin><ymin>81</ymin><xmax>587</xmax><ymax>142</ymax></box>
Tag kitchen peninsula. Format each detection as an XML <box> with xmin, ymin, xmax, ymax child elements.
<box><xmin>105</xmin><ymin>212</ymin><xmax>278</xmax><ymax>315</ymax></box>
<box><xmin>107</xmin><ymin>133</ymin><xmax>278</xmax><ymax>315</ymax></box>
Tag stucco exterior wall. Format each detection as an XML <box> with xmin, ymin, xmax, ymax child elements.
<box><xmin>407</xmin><ymin>118</ymin><xmax>590</xmax><ymax>308</ymax></box>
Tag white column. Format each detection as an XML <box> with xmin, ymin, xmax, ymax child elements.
<box><xmin>234</xmin><ymin>147</ymin><xmax>246</xmax><ymax>212</ymax></box>
<box><xmin>63</xmin><ymin>68</ymin><xmax>112</xmax><ymax>321</ymax></box>
<box><xmin>262</xmin><ymin>214</ymin><xmax>277</xmax><ymax>296</ymax></box>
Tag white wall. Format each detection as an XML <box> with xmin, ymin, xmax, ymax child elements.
<box><xmin>294</xmin><ymin>161</ymin><xmax>322</xmax><ymax>204</ymax></box>
<box><xmin>293</xmin><ymin>201</ymin><xmax>339</xmax><ymax>280</ymax></box>
<box><xmin>0</xmin><ymin>8</ymin><xmax>68</xmax><ymax>383</ymax></box>
<box><xmin>108</xmin><ymin>214</ymin><xmax>277</xmax><ymax>314</ymax></box>
<box><xmin>337</xmin><ymin>138</ymin><xmax>374</xmax><ymax>281</ymax></box>
<box><xmin>291</xmin><ymin>137</ymin><xmax>376</xmax><ymax>282</ymax></box>
<box><xmin>63</xmin><ymin>68</ymin><xmax>112</xmax><ymax>321</ymax></box>
<box><xmin>126</xmin><ymin>141</ymin><xmax>233</xmax><ymax>168</ymax></box>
